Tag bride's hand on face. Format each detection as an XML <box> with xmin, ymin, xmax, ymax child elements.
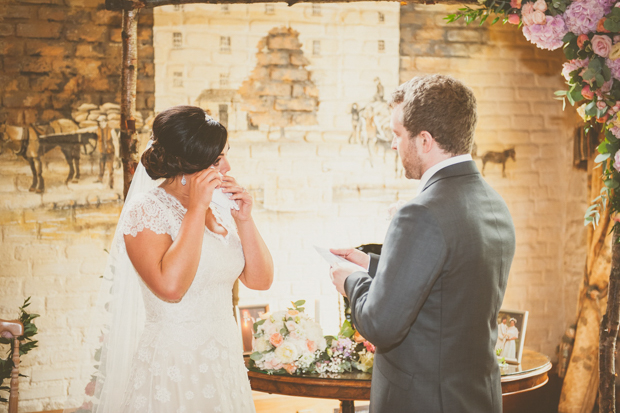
<box><xmin>187</xmin><ymin>169</ymin><xmax>222</xmax><ymax>211</ymax></box>
<box><xmin>220</xmin><ymin>175</ymin><xmax>252</xmax><ymax>221</ymax></box>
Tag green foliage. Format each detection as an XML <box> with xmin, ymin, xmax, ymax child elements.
<box><xmin>0</xmin><ymin>297</ymin><xmax>39</xmax><ymax>404</ymax></box>
<box><xmin>445</xmin><ymin>1</ymin><xmax>513</xmax><ymax>26</ymax></box>
<box><xmin>338</xmin><ymin>320</ymin><xmax>355</xmax><ymax>339</ymax></box>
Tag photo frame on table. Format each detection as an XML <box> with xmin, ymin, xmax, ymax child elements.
<box><xmin>237</xmin><ymin>304</ymin><xmax>270</xmax><ymax>354</ymax></box>
<box><xmin>495</xmin><ymin>308</ymin><xmax>528</xmax><ymax>365</ymax></box>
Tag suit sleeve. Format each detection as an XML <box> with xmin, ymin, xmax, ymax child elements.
<box><xmin>344</xmin><ymin>204</ymin><xmax>447</xmax><ymax>349</ymax></box>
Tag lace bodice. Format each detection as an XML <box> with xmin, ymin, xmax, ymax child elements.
<box><xmin>120</xmin><ymin>187</ymin><xmax>245</xmax><ymax>331</ymax></box>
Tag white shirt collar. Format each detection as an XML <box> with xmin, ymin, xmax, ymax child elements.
<box><xmin>415</xmin><ymin>154</ymin><xmax>473</xmax><ymax>196</ymax></box>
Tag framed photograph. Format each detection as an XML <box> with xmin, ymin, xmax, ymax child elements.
<box><xmin>237</xmin><ymin>304</ymin><xmax>270</xmax><ymax>354</ymax></box>
<box><xmin>495</xmin><ymin>308</ymin><xmax>529</xmax><ymax>364</ymax></box>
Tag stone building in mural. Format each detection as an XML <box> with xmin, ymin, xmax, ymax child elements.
<box><xmin>239</xmin><ymin>26</ymin><xmax>319</xmax><ymax>131</ymax></box>
<box><xmin>0</xmin><ymin>1</ymin><xmax>589</xmax><ymax>411</ymax></box>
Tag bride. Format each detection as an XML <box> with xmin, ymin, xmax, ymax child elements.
<box><xmin>75</xmin><ymin>105</ymin><xmax>273</xmax><ymax>413</ymax></box>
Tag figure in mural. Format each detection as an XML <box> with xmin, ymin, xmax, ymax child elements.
<box><xmin>349</xmin><ymin>103</ymin><xmax>361</xmax><ymax>144</ymax></box>
<box><xmin>481</xmin><ymin>147</ymin><xmax>516</xmax><ymax>178</ymax></box>
<box><xmin>239</xmin><ymin>27</ymin><xmax>319</xmax><ymax>139</ymax></box>
<box><xmin>373</xmin><ymin>77</ymin><xmax>385</xmax><ymax>102</ymax></box>
<box><xmin>95</xmin><ymin>117</ymin><xmax>116</xmax><ymax>189</ymax></box>
<box><xmin>350</xmin><ymin>78</ymin><xmax>402</xmax><ymax>177</ymax></box>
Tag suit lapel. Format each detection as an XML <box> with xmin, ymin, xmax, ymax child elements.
<box><xmin>421</xmin><ymin>160</ymin><xmax>480</xmax><ymax>193</ymax></box>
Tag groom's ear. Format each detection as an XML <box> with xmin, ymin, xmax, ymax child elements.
<box><xmin>419</xmin><ymin>131</ymin><xmax>435</xmax><ymax>153</ymax></box>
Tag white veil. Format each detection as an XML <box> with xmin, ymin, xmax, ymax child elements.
<box><xmin>65</xmin><ymin>140</ymin><xmax>161</xmax><ymax>413</ymax></box>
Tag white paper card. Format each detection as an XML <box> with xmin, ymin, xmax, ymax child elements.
<box><xmin>313</xmin><ymin>246</ymin><xmax>366</xmax><ymax>271</ymax></box>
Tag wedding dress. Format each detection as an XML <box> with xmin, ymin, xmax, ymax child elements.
<box><xmin>117</xmin><ymin>187</ymin><xmax>255</xmax><ymax>412</ymax></box>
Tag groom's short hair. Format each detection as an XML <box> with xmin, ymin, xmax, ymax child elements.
<box><xmin>388</xmin><ymin>75</ymin><xmax>477</xmax><ymax>156</ymax></box>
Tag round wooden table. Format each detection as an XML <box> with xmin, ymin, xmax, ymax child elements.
<box><xmin>245</xmin><ymin>349</ymin><xmax>551</xmax><ymax>413</ymax></box>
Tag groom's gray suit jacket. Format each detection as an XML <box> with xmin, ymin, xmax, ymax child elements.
<box><xmin>345</xmin><ymin>161</ymin><xmax>516</xmax><ymax>413</ymax></box>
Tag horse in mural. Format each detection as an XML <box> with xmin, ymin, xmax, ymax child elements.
<box><xmin>0</xmin><ymin>123</ymin><xmax>97</xmax><ymax>193</ymax></box>
<box><xmin>481</xmin><ymin>147</ymin><xmax>516</xmax><ymax>178</ymax></box>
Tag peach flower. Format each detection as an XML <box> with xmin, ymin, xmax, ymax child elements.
<box><xmin>598</xmin><ymin>18</ymin><xmax>610</xmax><ymax>33</ymax></box>
<box><xmin>577</xmin><ymin>34</ymin><xmax>589</xmax><ymax>49</ymax></box>
<box><xmin>269</xmin><ymin>333</ymin><xmax>283</xmax><ymax>347</ymax></box>
<box><xmin>581</xmin><ymin>85</ymin><xmax>594</xmax><ymax>100</ymax></box>
<box><xmin>510</xmin><ymin>0</ymin><xmax>522</xmax><ymax>8</ymax></box>
<box><xmin>307</xmin><ymin>340</ymin><xmax>317</xmax><ymax>353</ymax></box>
<box><xmin>283</xmin><ymin>364</ymin><xmax>297</xmax><ymax>374</ymax></box>
<box><xmin>533</xmin><ymin>0</ymin><xmax>547</xmax><ymax>12</ymax></box>
<box><xmin>596</xmin><ymin>114</ymin><xmax>610</xmax><ymax>123</ymax></box>
<box><xmin>532</xmin><ymin>10</ymin><xmax>546</xmax><ymax>25</ymax></box>
<box><xmin>522</xmin><ymin>2</ymin><xmax>535</xmax><ymax>25</ymax></box>
<box><xmin>287</xmin><ymin>310</ymin><xmax>299</xmax><ymax>316</ymax></box>
<box><xmin>508</xmin><ymin>14</ymin><xmax>520</xmax><ymax>24</ymax></box>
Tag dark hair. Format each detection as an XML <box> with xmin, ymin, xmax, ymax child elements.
<box><xmin>388</xmin><ymin>74</ymin><xmax>477</xmax><ymax>156</ymax></box>
<box><xmin>142</xmin><ymin>105</ymin><xmax>228</xmax><ymax>179</ymax></box>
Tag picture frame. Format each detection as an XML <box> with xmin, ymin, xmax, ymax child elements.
<box><xmin>495</xmin><ymin>308</ymin><xmax>529</xmax><ymax>365</ymax></box>
<box><xmin>237</xmin><ymin>304</ymin><xmax>270</xmax><ymax>354</ymax></box>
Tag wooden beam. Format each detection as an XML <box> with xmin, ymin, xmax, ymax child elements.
<box><xmin>120</xmin><ymin>8</ymin><xmax>140</xmax><ymax>198</ymax></box>
<box><xmin>107</xmin><ymin>0</ymin><xmax>475</xmax><ymax>11</ymax></box>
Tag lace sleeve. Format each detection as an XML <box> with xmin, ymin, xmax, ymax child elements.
<box><xmin>120</xmin><ymin>193</ymin><xmax>171</xmax><ymax>237</ymax></box>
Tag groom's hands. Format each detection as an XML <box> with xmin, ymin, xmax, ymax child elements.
<box><xmin>330</xmin><ymin>248</ymin><xmax>370</xmax><ymax>269</ymax></box>
<box><xmin>329</xmin><ymin>248</ymin><xmax>370</xmax><ymax>297</ymax></box>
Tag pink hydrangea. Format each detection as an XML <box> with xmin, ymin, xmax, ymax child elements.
<box><xmin>606</xmin><ymin>57</ymin><xmax>620</xmax><ymax>81</ymax></box>
<box><xmin>522</xmin><ymin>15</ymin><xmax>569</xmax><ymax>51</ymax></box>
<box><xmin>598</xmin><ymin>0</ymin><xmax>615</xmax><ymax>14</ymax></box>
<box><xmin>612</xmin><ymin>126</ymin><xmax>620</xmax><ymax>141</ymax></box>
<box><xmin>564</xmin><ymin>0</ymin><xmax>606</xmax><ymax>35</ymax></box>
<box><xmin>614</xmin><ymin>146</ymin><xmax>620</xmax><ymax>172</ymax></box>
<box><xmin>561</xmin><ymin>58</ymin><xmax>589</xmax><ymax>81</ymax></box>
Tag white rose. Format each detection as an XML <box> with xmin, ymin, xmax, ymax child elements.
<box><xmin>254</xmin><ymin>337</ymin><xmax>272</xmax><ymax>353</ymax></box>
<box><xmin>275</xmin><ymin>342</ymin><xmax>299</xmax><ymax>364</ymax></box>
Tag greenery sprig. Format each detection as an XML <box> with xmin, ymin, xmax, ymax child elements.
<box><xmin>0</xmin><ymin>297</ymin><xmax>39</xmax><ymax>403</ymax></box>
<box><xmin>445</xmin><ymin>1</ymin><xmax>513</xmax><ymax>26</ymax></box>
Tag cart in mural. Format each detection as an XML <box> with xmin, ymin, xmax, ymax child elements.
<box><xmin>0</xmin><ymin>123</ymin><xmax>98</xmax><ymax>193</ymax></box>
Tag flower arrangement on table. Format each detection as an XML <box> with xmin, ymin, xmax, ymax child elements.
<box><xmin>446</xmin><ymin>0</ymin><xmax>620</xmax><ymax>226</ymax></box>
<box><xmin>249</xmin><ymin>300</ymin><xmax>375</xmax><ymax>375</ymax></box>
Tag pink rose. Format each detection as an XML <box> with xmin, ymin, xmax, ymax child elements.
<box><xmin>508</xmin><ymin>14</ymin><xmax>520</xmax><ymax>24</ymax></box>
<box><xmin>592</xmin><ymin>35</ymin><xmax>613</xmax><ymax>57</ymax></box>
<box><xmin>615</xmin><ymin>151</ymin><xmax>620</xmax><ymax>172</ymax></box>
<box><xmin>597</xmin><ymin>101</ymin><xmax>607</xmax><ymax>110</ymax></box>
<box><xmin>307</xmin><ymin>340</ymin><xmax>317</xmax><ymax>353</ymax></box>
<box><xmin>533</xmin><ymin>10</ymin><xmax>546</xmax><ymax>25</ymax></box>
<box><xmin>510</xmin><ymin>0</ymin><xmax>522</xmax><ymax>8</ymax></box>
<box><xmin>269</xmin><ymin>333</ymin><xmax>283</xmax><ymax>347</ymax></box>
<box><xmin>577</xmin><ymin>34</ymin><xmax>589</xmax><ymax>49</ymax></box>
<box><xmin>582</xmin><ymin>85</ymin><xmax>594</xmax><ymax>100</ymax></box>
<box><xmin>533</xmin><ymin>0</ymin><xmax>547</xmax><ymax>12</ymax></box>
<box><xmin>522</xmin><ymin>2</ymin><xmax>535</xmax><ymax>25</ymax></box>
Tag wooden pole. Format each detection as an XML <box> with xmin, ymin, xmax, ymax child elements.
<box><xmin>120</xmin><ymin>8</ymin><xmax>140</xmax><ymax>199</ymax></box>
<box><xmin>600</xmin><ymin>232</ymin><xmax>620</xmax><ymax>413</ymax></box>
<box><xmin>9</xmin><ymin>337</ymin><xmax>20</xmax><ymax>413</ymax></box>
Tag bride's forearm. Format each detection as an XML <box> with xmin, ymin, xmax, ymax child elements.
<box><xmin>159</xmin><ymin>207</ymin><xmax>207</xmax><ymax>298</ymax></box>
<box><xmin>236</xmin><ymin>217</ymin><xmax>273</xmax><ymax>290</ymax></box>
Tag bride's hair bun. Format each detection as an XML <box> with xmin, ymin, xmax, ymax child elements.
<box><xmin>141</xmin><ymin>105</ymin><xmax>227</xmax><ymax>180</ymax></box>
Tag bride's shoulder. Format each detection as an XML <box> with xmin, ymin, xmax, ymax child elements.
<box><xmin>119</xmin><ymin>188</ymin><xmax>170</xmax><ymax>237</ymax></box>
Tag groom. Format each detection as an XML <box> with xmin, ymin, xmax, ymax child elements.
<box><xmin>331</xmin><ymin>75</ymin><xmax>516</xmax><ymax>413</ymax></box>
